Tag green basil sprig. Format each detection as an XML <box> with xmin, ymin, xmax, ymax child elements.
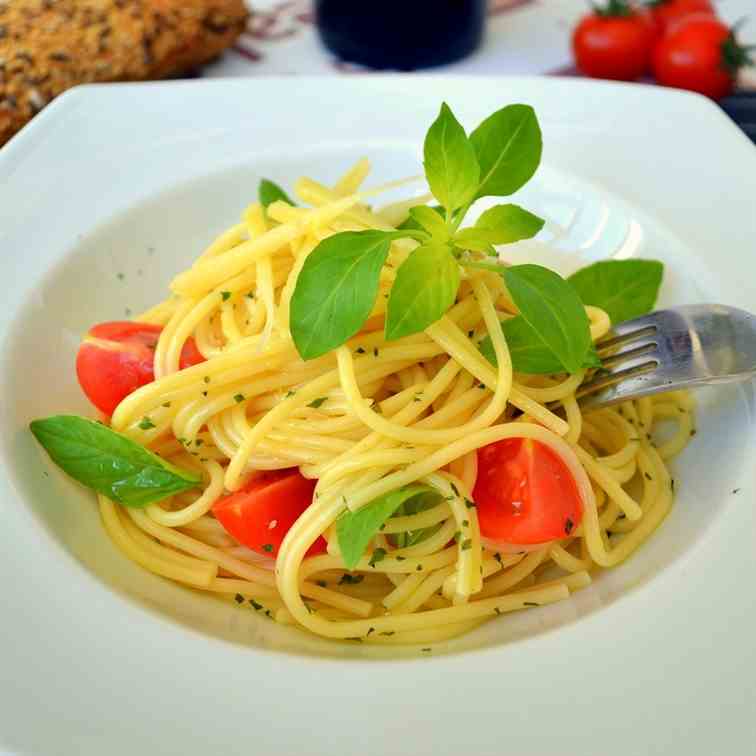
<box><xmin>469</xmin><ymin>104</ymin><xmax>542</xmax><ymax>200</ymax></box>
<box><xmin>30</xmin><ymin>415</ymin><xmax>201</xmax><ymax>507</ymax></box>
<box><xmin>385</xmin><ymin>490</ymin><xmax>442</xmax><ymax>549</ymax></box>
<box><xmin>423</xmin><ymin>103</ymin><xmax>480</xmax><ymax>214</ymax></box>
<box><xmin>287</xmin><ymin>102</ymin><xmax>665</xmax><ymax>377</ymax></box>
<box><xmin>479</xmin><ymin>260</ymin><xmax>665</xmax><ymax>373</ymax></box>
<box><xmin>504</xmin><ymin>264</ymin><xmax>599</xmax><ymax>374</ymax></box>
<box><xmin>258</xmin><ymin>178</ymin><xmax>296</xmax><ymax>209</ymax></box>
<box><xmin>568</xmin><ymin>259</ymin><xmax>664</xmax><ymax>324</ymax></box>
<box><xmin>290</xmin><ymin>230</ymin><xmax>407</xmax><ymax>360</ymax></box>
<box><xmin>336</xmin><ymin>485</ymin><xmax>437</xmax><ymax>570</ymax></box>
<box><xmin>398</xmin><ymin>204</ymin><xmax>445</xmax><ymax>232</ymax></box>
<box><xmin>290</xmin><ymin>102</ymin><xmax>548</xmax><ymax>361</ymax></box>
<box><xmin>385</xmin><ymin>242</ymin><xmax>460</xmax><ymax>340</ymax></box>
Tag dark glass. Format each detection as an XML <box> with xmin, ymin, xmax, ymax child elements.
<box><xmin>315</xmin><ymin>1</ymin><xmax>486</xmax><ymax>71</ymax></box>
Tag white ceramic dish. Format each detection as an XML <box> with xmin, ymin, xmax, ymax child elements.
<box><xmin>1</xmin><ymin>76</ymin><xmax>755</xmax><ymax>756</ymax></box>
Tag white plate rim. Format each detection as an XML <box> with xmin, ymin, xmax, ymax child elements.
<box><xmin>0</xmin><ymin>76</ymin><xmax>755</xmax><ymax>756</ymax></box>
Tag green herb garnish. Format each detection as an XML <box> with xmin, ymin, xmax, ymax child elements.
<box><xmin>259</xmin><ymin>179</ymin><xmax>296</xmax><ymax>209</ymax></box>
<box><xmin>307</xmin><ymin>397</ymin><xmax>327</xmax><ymax>409</ymax></box>
<box><xmin>387</xmin><ymin>490</ymin><xmax>442</xmax><ymax>549</ymax></box>
<box><xmin>423</xmin><ymin>102</ymin><xmax>479</xmax><ymax>214</ymax></box>
<box><xmin>290</xmin><ymin>230</ymin><xmax>407</xmax><ymax>359</ymax></box>
<box><xmin>385</xmin><ymin>242</ymin><xmax>460</xmax><ymax>340</ymax></box>
<box><xmin>397</xmin><ymin>204</ymin><xmax>444</xmax><ymax>232</ymax></box>
<box><xmin>29</xmin><ymin>415</ymin><xmax>201</xmax><ymax>507</ymax></box>
<box><xmin>138</xmin><ymin>416</ymin><xmax>156</xmax><ymax>431</ymax></box>
<box><xmin>338</xmin><ymin>574</ymin><xmax>364</xmax><ymax>586</ymax></box>
<box><xmin>456</xmin><ymin>204</ymin><xmax>544</xmax><ymax>251</ymax></box>
<box><xmin>289</xmin><ymin>104</ymin><xmax>663</xmax><ymax>382</ymax></box>
<box><xmin>336</xmin><ymin>485</ymin><xmax>435</xmax><ymax>570</ymax></box>
<box><xmin>233</xmin><ymin>393</ymin><xmax>245</xmax><ymax>403</ymax></box>
<box><xmin>568</xmin><ymin>259</ymin><xmax>664</xmax><ymax>324</ymax></box>
<box><xmin>289</xmin><ymin>102</ymin><xmax>547</xmax><ymax>361</ymax></box>
<box><xmin>368</xmin><ymin>548</ymin><xmax>387</xmax><ymax>567</ymax></box>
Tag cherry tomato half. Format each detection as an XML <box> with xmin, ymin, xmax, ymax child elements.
<box><xmin>652</xmin><ymin>16</ymin><xmax>751</xmax><ymax>100</ymax></box>
<box><xmin>649</xmin><ymin>0</ymin><xmax>715</xmax><ymax>36</ymax></box>
<box><xmin>76</xmin><ymin>321</ymin><xmax>205</xmax><ymax>416</ymax></box>
<box><xmin>572</xmin><ymin>1</ymin><xmax>656</xmax><ymax>81</ymax></box>
<box><xmin>472</xmin><ymin>438</ymin><xmax>583</xmax><ymax>546</ymax></box>
<box><xmin>213</xmin><ymin>469</ymin><xmax>327</xmax><ymax>558</ymax></box>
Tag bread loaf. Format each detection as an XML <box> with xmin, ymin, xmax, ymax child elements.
<box><xmin>0</xmin><ymin>0</ymin><xmax>249</xmax><ymax>145</ymax></box>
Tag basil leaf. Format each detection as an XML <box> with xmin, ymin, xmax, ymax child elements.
<box><xmin>480</xmin><ymin>317</ymin><xmax>563</xmax><ymax>374</ymax></box>
<box><xmin>480</xmin><ymin>316</ymin><xmax>599</xmax><ymax>374</ymax></box>
<box><xmin>385</xmin><ymin>243</ymin><xmax>460</xmax><ymax>341</ymax></box>
<box><xmin>398</xmin><ymin>204</ymin><xmax>444</xmax><ymax>231</ymax></box>
<box><xmin>336</xmin><ymin>485</ymin><xmax>434</xmax><ymax>570</ymax></box>
<box><xmin>455</xmin><ymin>203</ymin><xmax>543</xmax><ymax>253</ymax></box>
<box><xmin>568</xmin><ymin>259</ymin><xmax>664</xmax><ymax>324</ymax></box>
<box><xmin>503</xmin><ymin>264</ymin><xmax>594</xmax><ymax>374</ymax></box>
<box><xmin>423</xmin><ymin>103</ymin><xmax>480</xmax><ymax>213</ymax></box>
<box><xmin>258</xmin><ymin>179</ymin><xmax>295</xmax><ymax>208</ymax></box>
<box><xmin>408</xmin><ymin>206</ymin><xmax>450</xmax><ymax>241</ymax></box>
<box><xmin>387</xmin><ymin>491</ymin><xmax>442</xmax><ymax>548</ymax></box>
<box><xmin>469</xmin><ymin>104</ymin><xmax>542</xmax><ymax>199</ymax></box>
<box><xmin>291</xmin><ymin>230</ymin><xmax>400</xmax><ymax>360</ymax></box>
<box><xmin>474</xmin><ymin>203</ymin><xmax>544</xmax><ymax>243</ymax></box>
<box><xmin>453</xmin><ymin>228</ymin><xmax>499</xmax><ymax>254</ymax></box>
<box><xmin>29</xmin><ymin>415</ymin><xmax>200</xmax><ymax>507</ymax></box>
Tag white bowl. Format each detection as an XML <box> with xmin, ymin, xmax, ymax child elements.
<box><xmin>1</xmin><ymin>77</ymin><xmax>755</xmax><ymax>756</ymax></box>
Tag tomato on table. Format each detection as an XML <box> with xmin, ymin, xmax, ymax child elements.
<box><xmin>652</xmin><ymin>16</ymin><xmax>753</xmax><ymax>100</ymax></box>
<box><xmin>472</xmin><ymin>438</ymin><xmax>583</xmax><ymax>546</ymax></box>
<box><xmin>572</xmin><ymin>0</ymin><xmax>656</xmax><ymax>81</ymax></box>
<box><xmin>213</xmin><ymin>469</ymin><xmax>327</xmax><ymax>558</ymax></box>
<box><xmin>648</xmin><ymin>0</ymin><xmax>715</xmax><ymax>35</ymax></box>
<box><xmin>76</xmin><ymin>321</ymin><xmax>205</xmax><ymax>416</ymax></box>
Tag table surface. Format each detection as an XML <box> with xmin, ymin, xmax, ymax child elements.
<box><xmin>205</xmin><ymin>0</ymin><xmax>756</xmax><ymax>87</ymax></box>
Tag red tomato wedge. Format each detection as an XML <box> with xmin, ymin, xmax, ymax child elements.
<box><xmin>76</xmin><ymin>321</ymin><xmax>205</xmax><ymax>416</ymax></box>
<box><xmin>213</xmin><ymin>469</ymin><xmax>327</xmax><ymax>558</ymax></box>
<box><xmin>473</xmin><ymin>438</ymin><xmax>583</xmax><ymax>546</ymax></box>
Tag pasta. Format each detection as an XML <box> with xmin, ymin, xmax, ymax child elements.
<box><xmin>73</xmin><ymin>161</ymin><xmax>693</xmax><ymax>646</ymax></box>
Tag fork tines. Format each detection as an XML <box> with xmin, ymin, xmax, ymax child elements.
<box><xmin>577</xmin><ymin>323</ymin><xmax>661</xmax><ymax>401</ymax></box>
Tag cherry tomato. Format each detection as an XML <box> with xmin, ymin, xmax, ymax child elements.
<box><xmin>76</xmin><ymin>321</ymin><xmax>205</xmax><ymax>416</ymax></box>
<box><xmin>653</xmin><ymin>16</ymin><xmax>752</xmax><ymax>100</ymax></box>
<box><xmin>213</xmin><ymin>469</ymin><xmax>327</xmax><ymax>558</ymax></box>
<box><xmin>472</xmin><ymin>438</ymin><xmax>583</xmax><ymax>546</ymax></box>
<box><xmin>572</xmin><ymin>1</ymin><xmax>656</xmax><ymax>81</ymax></box>
<box><xmin>649</xmin><ymin>0</ymin><xmax>715</xmax><ymax>35</ymax></box>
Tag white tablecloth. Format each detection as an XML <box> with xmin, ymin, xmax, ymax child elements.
<box><xmin>205</xmin><ymin>0</ymin><xmax>755</xmax><ymax>87</ymax></box>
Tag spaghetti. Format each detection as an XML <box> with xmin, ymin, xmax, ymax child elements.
<box><xmin>91</xmin><ymin>162</ymin><xmax>692</xmax><ymax>645</ymax></box>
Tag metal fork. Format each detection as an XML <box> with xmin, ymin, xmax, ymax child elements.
<box><xmin>577</xmin><ymin>304</ymin><xmax>756</xmax><ymax>410</ymax></box>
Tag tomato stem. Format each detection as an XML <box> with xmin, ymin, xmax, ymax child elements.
<box><xmin>592</xmin><ymin>0</ymin><xmax>633</xmax><ymax>17</ymax></box>
<box><xmin>721</xmin><ymin>20</ymin><xmax>755</xmax><ymax>75</ymax></box>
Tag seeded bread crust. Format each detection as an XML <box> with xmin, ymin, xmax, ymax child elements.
<box><xmin>0</xmin><ymin>0</ymin><xmax>248</xmax><ymax>146</ymax></box>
